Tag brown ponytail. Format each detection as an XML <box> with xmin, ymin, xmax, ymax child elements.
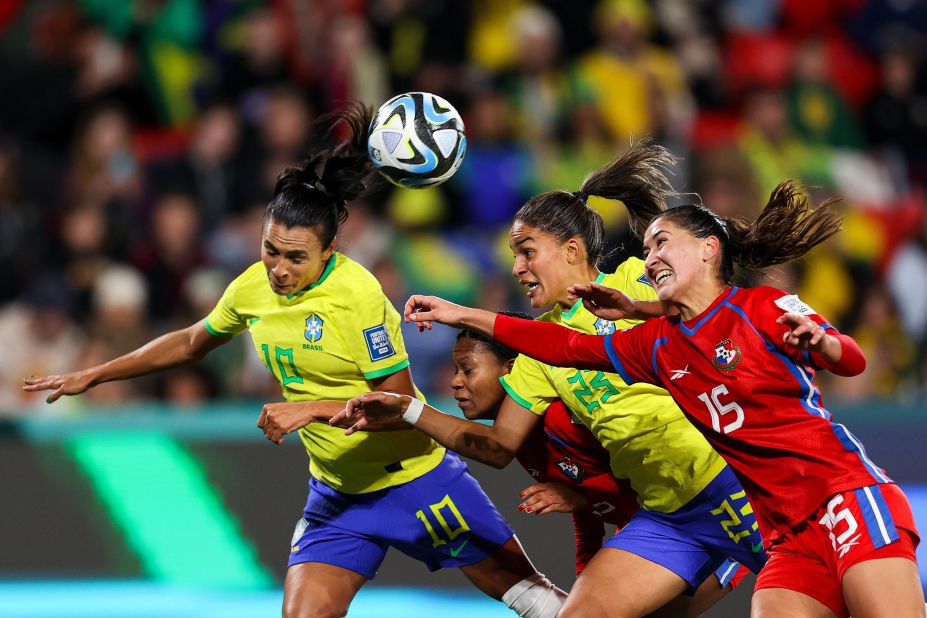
<box><xmin>580</xmin><ymin>141</ymin><xmax>677</xmax><ymax>239</ymax></box>
<box><xmin>514</xmin><ymin>141</ymin><xmax>677</xmax><ymax>266</ymax></box>
<box><xmin>661</xmin><ymin>181</ymin><xmax>843</xmax><ymax>283</ymax></box>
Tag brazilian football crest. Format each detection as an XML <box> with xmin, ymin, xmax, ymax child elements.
<box><xmin>305</xmin><ymin>314</ymin><xmax>324</xmax><ymax>343</ymax></box>
<box><xmin>712</xmin><ymin>339</ymin><xmax>741</xmax><ymax>371</ymax></box>
<box><xmin>594</xmin><ymin>318</ymin><xmax>616</xmax><ymax>335</ymax></box>
<box><xmin>556</xmin><ymin>456</ymin><xmax>585</xmax><ymax>483</ymax></box>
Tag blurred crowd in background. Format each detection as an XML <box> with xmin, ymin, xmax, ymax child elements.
<box><xmin>1</xmin><ymin>0</ymin><xmax>926</xmax><ymax>416</ymax></box>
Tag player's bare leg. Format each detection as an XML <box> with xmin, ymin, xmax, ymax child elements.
<box><xmin>558</xmin><ymin>548</ymin><xmax>688</xmax><ymax>618</ymax></box>
<box><xmin>461</xmin><ymin>535</ymin><xmax>567</xmax><ymax>617</ymax></box>
<box><xmin>283</xmin><ymin>562</ymin><xmax>367</xmax><ymax>618</ymax></box>
<box><xmin>460</xmin><ymin>536</ymin><xmax>538</xmax><ymax>597</ymax></box>
<box><xmin>649</xmin><ymin>573</ymin><xmax>730</xmax><ymax>618</ymax></box>
<box><xmin>842</xmin><ymin>557</ymin><xmax>925</xmax><ymax>618</ymax></box>
<box><xmin>751</xmin><ymin>588</ymin><xmax>835</xmax><ymax>618</ymax></box>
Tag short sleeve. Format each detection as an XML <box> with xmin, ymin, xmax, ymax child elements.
<box><xmin>604</xmin><ymin>321</ymin><xmax>662</xmax><ymax>387</ymax></box>
<box><xmin>501</xmin><ymin>355</ymin><xmax>559</xmax><ymax>415</ymax></box>
<box><xmin>341</xmin><ymin>289</ymin><xmax>410</xmax><ymax>380</ymax></box>
<box><xmin>204</xmin><ymin>278</ymin><xmax>246</xmax><ymax>337</ymax></box>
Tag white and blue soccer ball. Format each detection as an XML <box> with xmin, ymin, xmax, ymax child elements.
<box><xmin>367</xmin><ymin>92</ymin><xmax>467</xmax><ymax>188</ymax></box>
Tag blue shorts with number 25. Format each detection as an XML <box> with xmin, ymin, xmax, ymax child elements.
<box><xmin>605</xmin><ymin>465</ymin><xmax>767</xmax><ymax>594</ymax></box>
<box><xmin>288</xmin><ymin>452</ymin><xmax>515</xmax><ymax>578</ymax></box>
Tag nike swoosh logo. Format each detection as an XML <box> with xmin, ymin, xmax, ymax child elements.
<box><xmin>449</xmin><ymin>539</ymin><xmax>469</xmax><ymax>557</ymax></box>
<box><xmin>752</xmin><ymin>541</ymin><xmax>764</xmax><ymax>553</ymax></box>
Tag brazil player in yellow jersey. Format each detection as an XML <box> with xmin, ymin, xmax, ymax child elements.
<box><xmin>335</xmin><ymin>145</ymin><xmax>768</xmax><ymax>617</ymax></box>
<box><xmin>24</xmin><ymin>104</ymin><xmax>567</xmax><ymax>618</ymax></box>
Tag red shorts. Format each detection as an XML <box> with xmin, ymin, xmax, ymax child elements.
<box><xmin>728</xmin><ymin>564</ymin><xmax>748</xmax><ymax>590</ymax></box>
<box><xmin>755</xmin><ymin>483</ymin><xmax>919</xmax><ymax>618</ymax></box>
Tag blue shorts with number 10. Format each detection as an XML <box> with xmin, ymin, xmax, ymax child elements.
<box><xmin>605</xmin><ymin>465</ymin><xmax>767</xmax><ymax>593</ymax></box>
<box><xmin>289</xmin><ymin>452</ymin><xmax>515</xmax><ymax>578</ymax></box>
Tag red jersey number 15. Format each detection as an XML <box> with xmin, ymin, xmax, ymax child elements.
<box><xmin>697</xmin><ymin>384</ymin><xmax>744</xmax><ymax>434</ymax></box>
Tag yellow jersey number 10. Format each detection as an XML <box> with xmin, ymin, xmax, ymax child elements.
<box><xmin>260</xmin><ymin>344</ymin><xmax>305</xmax><ymax>386</ymax></box>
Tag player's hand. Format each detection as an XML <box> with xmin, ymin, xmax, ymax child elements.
<box><xmin>567</xmin><ymin>283</ymin><xmax>639</xmax><ymax>321</ymax></box>
<box><xmin>518</xmin><ymin>482</ymin><xmax>588</xmax><ymax>515</ymax></box>
<box><xmin>777</xmin><ymin>312</ymin><xmax>827</xmax><ymax>353</ymax></box>
<box><xmin>331</xmin><ymin>391</ymin><xmax>406</xmax><ymax>436</ymax></box>
<box><xmin>403</xmin><ymin>295</ymin><xmax>468</xmax><ymax>332</ymax></box>
<box><xmin>257</xmin><ymin>402</ymin><xmax>317</xmax><ymax>444</ymax></box>
<box><xmin>22</xmin><ymin>370</ymin><xmax>96</xmax><ymax>403</ymax></box>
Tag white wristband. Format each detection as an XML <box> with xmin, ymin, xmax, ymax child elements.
<box><xmin>401</xmin><ymin>398</ymin><xmax>425</xmax><ymax>426</ymax></box>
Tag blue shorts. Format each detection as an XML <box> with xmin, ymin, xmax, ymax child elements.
<box><xmin>604</xmin><ymin>465</ymin><xmax>767</xmax><ymax>594</ymax></box>
<box><xmin>714</xmin><ymin>558</ymin><xmax>743</xmax><ymax>588</ymax></box>
<box><xmin>288</xmin><ymin>452</ymin><xmax>515</xmax><ymax>578</ymax></box>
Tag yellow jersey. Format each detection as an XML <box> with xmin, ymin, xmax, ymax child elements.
<box><xmin>501</xmin><ymin>258</ymin><xmax>725</xmax><ymax>513</ymax></box>
<box><xmin>205</xmin><ymin>254</ymin><xmax>445</xmax><ymax>494</ymax></box>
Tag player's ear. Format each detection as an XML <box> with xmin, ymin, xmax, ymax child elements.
<box><xmin>322</xmin><ymin>239</ymin><xmax>336</xmax><ymax>261</ymax></box>
<box><xmin>702</xmin><ymin>236</ymin><xmax>721</xmax><ymax>263</ymax></box>
<box><xmin>565</xmin><ymin>237</ymin><xmax>583</xmax><ymax>265</ymax></box>
<box><xmin>504</xmin><ymin>358</ymin><xmax>515</xmax><ymax>375</ymax></box>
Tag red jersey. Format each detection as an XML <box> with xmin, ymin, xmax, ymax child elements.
<box><xmin>515</xmin><ymin>399</ymin><xmax>639</xmax><ymax>574</ymax></box>
<box><xmin>495</xmin><ymin>286</ymin><xmax>890</xmax><ymax>543</ymax></box>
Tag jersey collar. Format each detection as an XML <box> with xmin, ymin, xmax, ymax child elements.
<box><xmin>678</xmin><ymin>285</ymin><xmax>738</xmax><ymax>336</ymax></box>
<box><xmin>286</xmin><ymin>253</ymin><xmax>338</xmax><ymax>301</ymax></box>
<box><xmin>562</xmin><ymin>271</ymin><xmax>607</xmax><ymax>320</ymax></box>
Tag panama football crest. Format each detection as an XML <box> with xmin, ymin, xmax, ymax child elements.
<box><xmin>712</xmin><ymin>339</ymin><xmax>741</xmax><ymax>371</ymax></box>
<box><xmin>305</xmin><ymin>314</ymin><xmax>324</xmax><ymax>342</ymax></box>
<box><xmin>594</xmin><ymin>318</ymin><xmax>616</xmax><ymax>335</ymax></box>
<box><xmin>557</xmin><ymin>456</ymin><xmax>585</xmax><ymax>483</ymax></box>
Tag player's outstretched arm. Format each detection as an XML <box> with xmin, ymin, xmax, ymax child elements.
<box><xmin>333</xmin><ymin>392</ymin><xmax>540</xmax><ymax>469</ymax></box>
<box><xmin>405</xmin><ymin>294</ymin><xmax>613</xmax><ymax>373</ymax></box>
<box><xmin>22</xmin><ymin>322</ymin><xmax>230</xmax><ymax>403</ymax></box>
<box><xmin>257</xmin><ymin>368</ymin><xmax>415</xmax><ymax>444</ymax></box>
<box><xmin>493</xmin><ymin>315</ymin><xmax>614</xmax><ymax>373</ymax></box>
<box><xmin>258</xmin><ymin>400</ymin><xmax>356</xmax><ymax>444</ymax></box>
<box><xmin>404</xmin><ymin>294</ymin><xmax>496</xmax><ymax>335</ymax></box>
<box><xmin>566</xmin><ymin>282</ymin><xmax>672</xmax><ymax>321</ymax></box>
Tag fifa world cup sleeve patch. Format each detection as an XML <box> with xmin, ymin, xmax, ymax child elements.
<box><xmin>363</xmin><ymin>324</ymin><xmax>397</xmax><ymax>362</ymax></box>
<box><xmin>774</xmin><ymin>294</ymin><xmax>817</xmax><ymax>315</ymax></box>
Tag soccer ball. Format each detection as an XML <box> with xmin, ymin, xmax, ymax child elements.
<box><xmin>367</xmin><ymin>92</ymin><xmax>467</xmax><ymax>188</ymax></box>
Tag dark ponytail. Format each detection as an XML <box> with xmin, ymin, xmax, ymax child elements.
<box><xmin>514</xmin><ymin>141</ymin><xmax>676</xmax><ymax>266</ymax></box>
<box><xmin>263</xmin><ymin>101</ymin><xmax>374</xmax><ymax>247</ymax></box>
<box><xmin>580</xmin><ymin>141</ymin><xmax>677</xmax><ymax>239</ymax></box>
<box><xmin>661</xmin><ymin>181</ymin><xmax>843</xmax><ymax>283</ymax></box>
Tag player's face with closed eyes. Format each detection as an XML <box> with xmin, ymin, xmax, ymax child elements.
<box><xmin>261</xmin><ymin>220</ymin><xmax>334</xmax><ymax>296</ymax></box>
<box><xmin>450</xmin><ymin>338</ymin><xmax>511</xmax><ymax>421</ymax></box>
